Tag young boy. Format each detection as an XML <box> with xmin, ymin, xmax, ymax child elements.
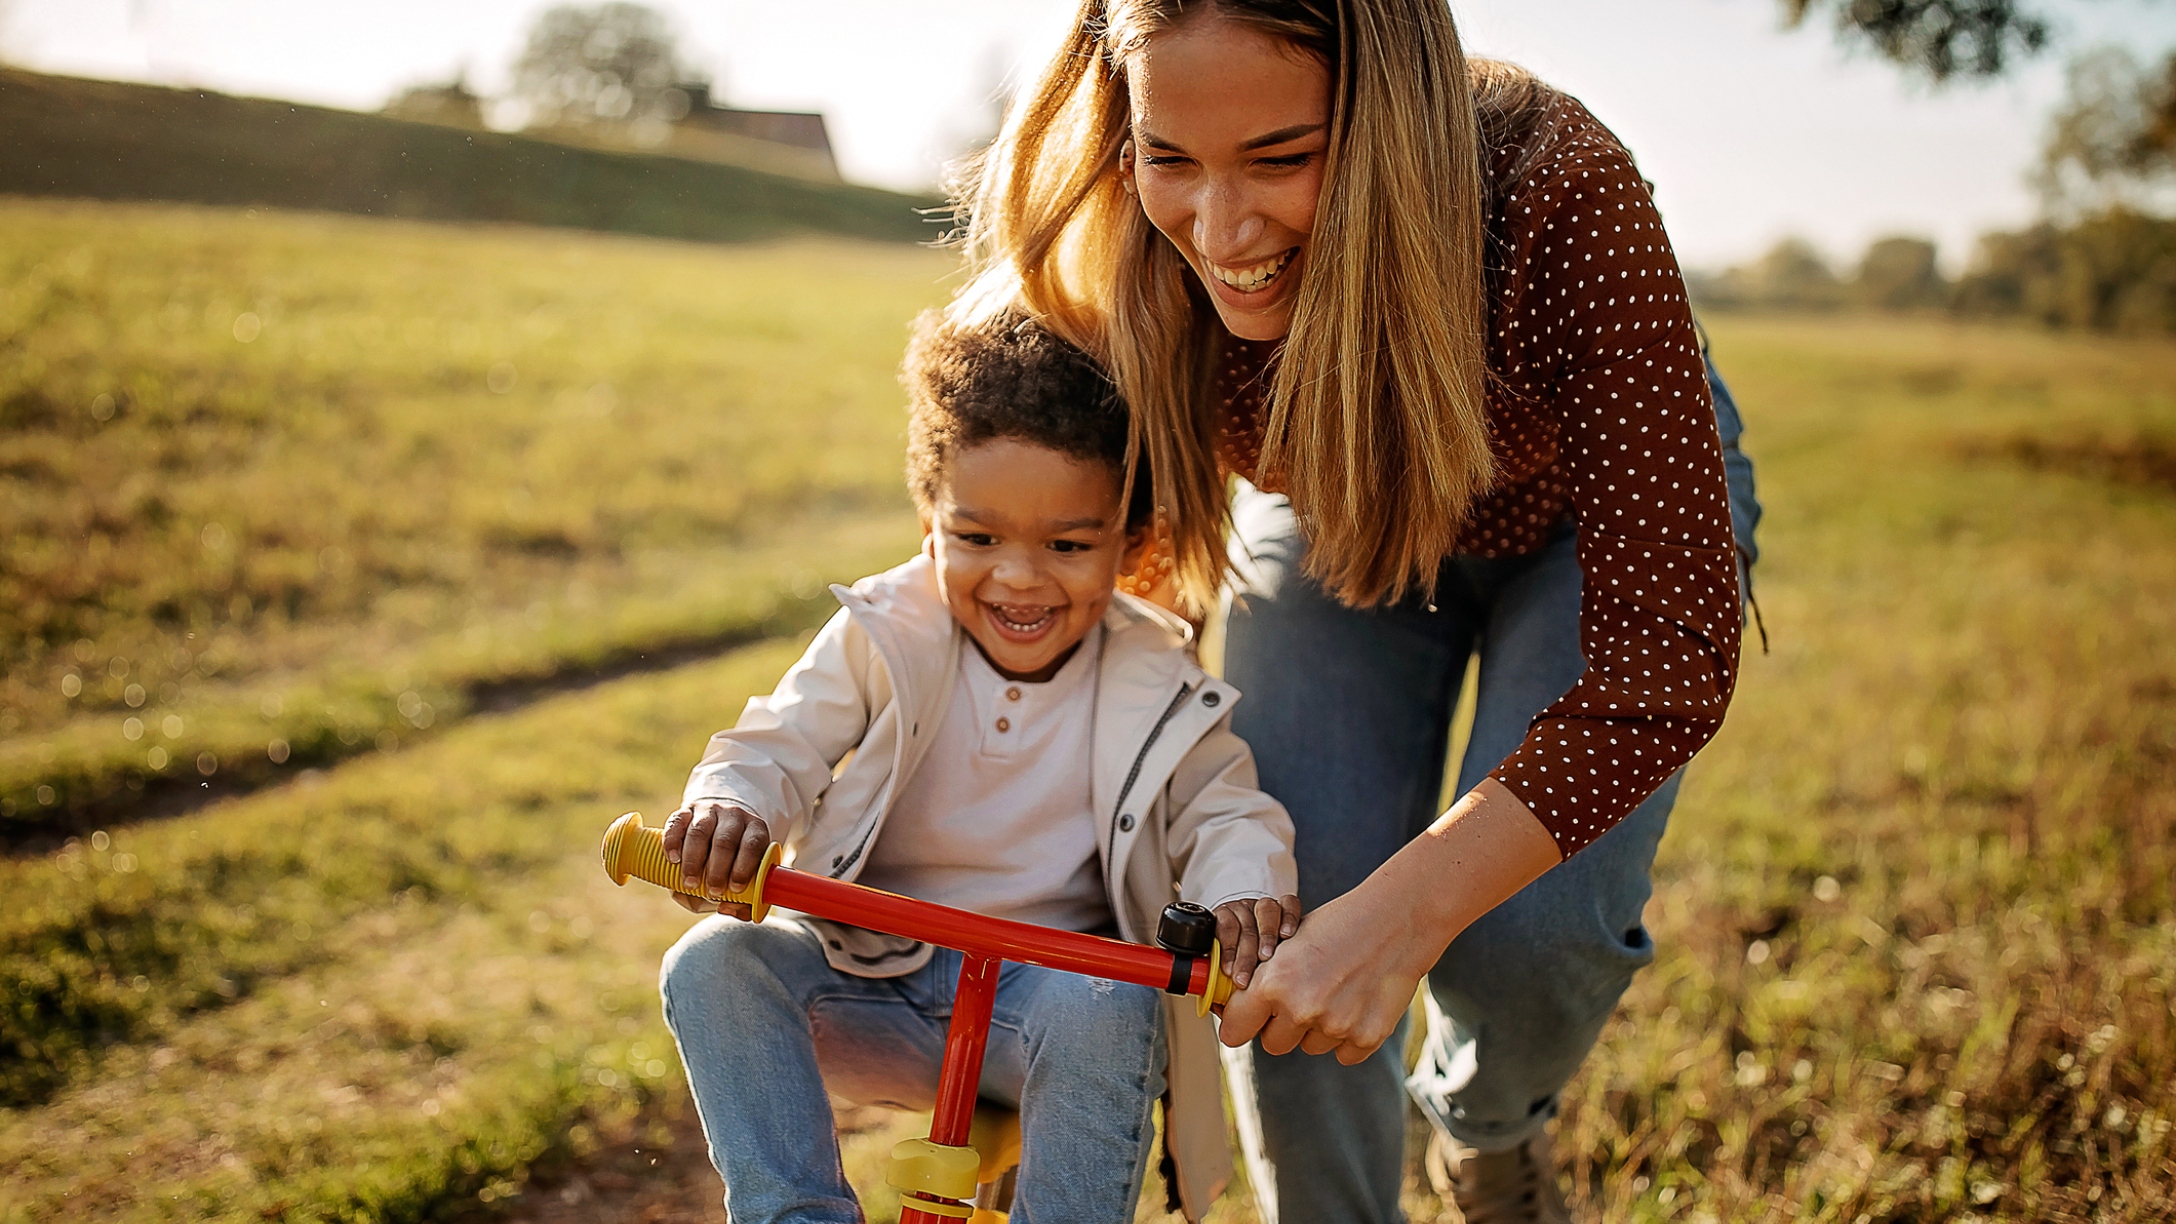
<box><xmin>655</xmin><ymin>312</ymin><xmax>1299</xmax><ymax>1224</ymax></box>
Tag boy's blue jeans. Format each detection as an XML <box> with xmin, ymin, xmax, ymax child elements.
<box><xmin>1219</xmin><ymin>362</ymin><xmax>1758</xmax><ymax>1223</ymax></box>
<box><xmin>660</xmin><ymin>916</ymin><xmax>1166</xmax><ymax>1224</ymax></box>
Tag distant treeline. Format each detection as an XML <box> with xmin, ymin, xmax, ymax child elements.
<box><xmin>0</xmin><ymin>68</ymin><xmax>938</xmax><ymax>245</ymax></box>
<box><xmin>1688</xmin><ymin>208</ymin><xmax>2176</xmax><ymax>334</ymax></box>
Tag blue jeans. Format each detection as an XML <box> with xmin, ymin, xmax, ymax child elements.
<box><xmin>1220</xmin><ymin>360</ymin><xmax>1759</xmax><ymax>1223</ymax></box>
<box><xmin>659</xmin><ymin>916</ymin><xmax>1166</xmax><ymax>1224</ymax></box>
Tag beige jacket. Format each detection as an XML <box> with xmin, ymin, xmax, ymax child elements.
<box><xmin>683</xmin><ymin>555</ymin><xmax>1296</xmax><ymax>1220</ymax></box>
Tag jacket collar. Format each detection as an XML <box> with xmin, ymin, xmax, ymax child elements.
<box><xmin>829</xmin><ymin>554</ymin><xmax>1234</xmax><ymax>932</ymax></box>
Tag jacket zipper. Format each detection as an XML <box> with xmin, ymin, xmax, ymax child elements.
<box><xmin>1106</xmin><ymin>682</ymin><xmax>1195</xmax><ymax>870</ymax></box>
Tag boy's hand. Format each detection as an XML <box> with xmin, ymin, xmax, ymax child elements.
<box><xmin>661</xmin><ymin>800</ymin><xmax>771</xmax><ymax>920</ymax></box>
<box><xmin>1213</xmin><ymin>894</ymin><xmax>1303</xmax><ymax>989</ymax></box>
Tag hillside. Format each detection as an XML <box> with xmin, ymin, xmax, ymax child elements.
<box><xmin>0</xmin><ymin>68</ymin><xmax>938</xmax><ymax>244</ymax></box>
<box><xmin>0</xmin><ymin>198</ymin><xmax>949</xmax><ymax>842</ymax></box>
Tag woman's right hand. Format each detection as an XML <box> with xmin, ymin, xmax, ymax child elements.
<box><xmin>1216</xmin><ymin>882</ymin><xmax>1440</xmax><ymax>1063</ymax></box>
<box><xmin>661</xmin><ymin>800</ymin><xmax>771</xmax><ymax>920</ymax></box>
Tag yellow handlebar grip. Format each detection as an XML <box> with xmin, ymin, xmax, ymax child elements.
<box><xmin>600</xmin><ymin>812</ymin><xmax>781</xmax><ymax>922</ymax></box>
<box><xmin>1198</xmin><ymin>940</ymin><xmax>1238</xmax><ymax>1017</ymax></box>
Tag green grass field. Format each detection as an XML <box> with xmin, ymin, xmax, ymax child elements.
<box><xmin>2</xmin><ymin>198</ymin><xmax>2172</xmax><ymax>1223</ymax></box>
<box><xmin>0</xmin><ymin>197</ymin><xmax>948</xmax><ymax>840</ymax></box>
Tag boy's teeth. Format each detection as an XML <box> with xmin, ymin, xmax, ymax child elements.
<box><xmin>994</xmin><ymin>605</ymin><xmax>1052</xmax><ymax>630</ymax></box>
<box><xmin>1210</xmin><ymin>249</ymin><xmax>1295</xmax><ymax>292</ymax></box>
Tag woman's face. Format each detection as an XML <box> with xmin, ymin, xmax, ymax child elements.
<box><xmin>1124</xmin><ymin>16</ymin><xmax>1331</xmax><ymax>342</ymax></box>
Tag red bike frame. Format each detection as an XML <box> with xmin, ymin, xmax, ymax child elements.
<box><xmin>601</xmin><ymin>812</ymin><xmax>1231</xmax><ymax>1222</ymax></box>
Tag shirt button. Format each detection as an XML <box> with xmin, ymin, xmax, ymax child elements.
<box><xmin>1006</xmin><ymin>687</ymin><xmax>1021</xmax><ymax>701</ymax></box>
<box><xmin>995</xmin><ymin>717</ymin><xmax>1010</xmax><ymax>733</ymax></box>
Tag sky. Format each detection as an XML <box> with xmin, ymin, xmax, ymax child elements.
<box><xmin>4</xmin><ymin>0</ymin><xmax>2172</xmax><ymax>270</ymax></box>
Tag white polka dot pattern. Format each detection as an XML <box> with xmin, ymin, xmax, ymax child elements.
<box><xmin>1214</xmin><ymin>96</ymin><xmax>1743</xmax><ymax>856</ymax></box>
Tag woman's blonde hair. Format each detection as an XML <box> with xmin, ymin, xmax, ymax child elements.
<box><xmin>951</xmin><ymin>0</ymin><xmax>1555</xmax><ymax>611</ymax></box>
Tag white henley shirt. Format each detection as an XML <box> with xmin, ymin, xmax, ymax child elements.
<box><xmin>857</xmin><ymin>627</ymin><xmax>1113</xmax><ymax>932</ymax></box>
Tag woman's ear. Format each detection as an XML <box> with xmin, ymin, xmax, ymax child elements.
<box><xmin>1118</xmin><ymin>138</ymin><xmax>1138</xmax><ymax>196</ymax></box>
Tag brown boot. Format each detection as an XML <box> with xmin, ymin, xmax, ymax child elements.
<box><xmin>1423</xmin><ymin>1129</ymin><xmax>1574</xmax><ymax>1224</ymax></box>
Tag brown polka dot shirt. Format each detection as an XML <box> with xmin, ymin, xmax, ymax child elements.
<box><xmin>1215</xmin><ymin>97</ymin><xmax>1743</xmax><ymax>857</ymax></box>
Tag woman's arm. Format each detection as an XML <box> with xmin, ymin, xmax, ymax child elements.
<box><xmin>1215</xmin><ymin>777</ymin><xmax>1559</xmax><ymax>1062</ymax></box>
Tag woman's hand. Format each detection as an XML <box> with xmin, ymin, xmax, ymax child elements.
<box><xmin>1216</xmin><ymin>886</ymin><xmax>1438</xmax><ymax>1062</ymax></box>
<box><xmin>1212</xmin><ymin>894</ymin><xmax>1303</xmax><ymax>988</ymax></box>
<box><xmin>1216</xmin><ymin>778</ymin><xmax>1563</xmax><ymax>1063</ymax></box>
<box><xmin>661</xmin><ymin>800</ymin><xmax>771</xmax><ymax>920</ymax></box>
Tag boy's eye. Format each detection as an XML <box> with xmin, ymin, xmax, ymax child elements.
<box><xmin>1048</xmin><ymin>539</ymin><xmax>1093</xmax><ymax>554</ymax></box>
<box><xmin>954</xmin><ymin>532</ymin><xmax>997</xmax><ymax>547</ymax></box>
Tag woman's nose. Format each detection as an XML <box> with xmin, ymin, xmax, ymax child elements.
<box><xmin>1192</xmin><ymin>184</ymin><xmax>1266</xmax><ymax>263</ymax></box>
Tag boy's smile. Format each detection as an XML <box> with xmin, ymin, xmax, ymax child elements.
<box><xmin>924</xmin><ymin>438</ymin><xmax>1141</xmax><ymax>683</ymax></box>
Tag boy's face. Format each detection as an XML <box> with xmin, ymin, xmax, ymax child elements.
<box><xmin>923</xmin><ymin>438</ymin><xmax>1141</xmax><ymax>683</ymax></box>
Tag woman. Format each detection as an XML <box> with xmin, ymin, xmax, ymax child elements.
<box><xmin>951</xmin><ymin>2</ymin><xmax>1760</xmax><ymax>1221</ymax></box>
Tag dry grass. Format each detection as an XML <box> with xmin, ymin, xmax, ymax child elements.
<box><xmin>0</xmin><ymin>198</ymin><xmax>951</xmax><ymax>832</ymax></box>
<box><xmin>1553</xmin><ymin>315</ymin><xmax>2176</xmax><ymax>1223</ymax></box>
<box><xmin>1</xmin><ymin>639</ymin><xmax>807</xmax><ymax>1220</ymax></box>
<box><xmin>0</xmin><ymin>197</ymin><xmax>2170</xmax><ymax>1222</ymax></box>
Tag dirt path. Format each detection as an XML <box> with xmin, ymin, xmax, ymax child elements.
<box><xmin>510</xmin><ymin>1102</ymin><xmax>906</xmax><ymax>1223</ymax></box>
<box><xmin>511</xmin><ymin>1104</ymin><xmax>725</xmax><ymax>1224</ymax></box>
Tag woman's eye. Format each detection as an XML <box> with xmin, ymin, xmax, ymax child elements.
<box><xmin>1138</xmin><ymin>153</ymin><xmax>1191</xmax><ymax>168</ymax></box>
<box><xmin>1256</xmin><ymin>153</ymin><xmax>1313</xmax><ymax>170</ymax></box>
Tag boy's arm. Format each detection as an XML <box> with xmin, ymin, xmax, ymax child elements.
<box><xmin>1163</xmin><ymin>716</ymin><xmax>1301</xmax><ymax>985</ymax></box>
<box><xmin>680</xmin><ymin>607</ymin><xmax>879</xmax><ymax>849</ymax></box>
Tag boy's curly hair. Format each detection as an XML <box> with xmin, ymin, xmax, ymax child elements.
<box><xmin>904</xmin><ymin>310</ymin><xmax>1153</xmax><ymax>533</ymax></box>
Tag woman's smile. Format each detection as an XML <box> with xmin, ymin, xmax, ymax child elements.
<box><xmin>1206</xmin><ymin>247</ymin><xmax>1300</xmax><ymax>295</ymax></box>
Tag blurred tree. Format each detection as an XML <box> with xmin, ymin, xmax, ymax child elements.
<box><xmin>2039</xmin><ymin>48</ymin><xmax>2176</xmax><ymax>210</ymax></box>
<box><xmin>509</xmin><ymin>3</ymin><xmax>705</xmax><ymax>137</ymax></box>
<box><xmin>1688</xmin><ymin>237</ymin><xmax>1847</xmax><ymax>309</ymax></box>
<box><xmin>1955</xmin><ymin>210</ymin><xmax>2176</xmax><ymax>330</ymax></box>
<box><xmin>1781</xmin><ymin>0</ymin><xmax>2051</xmax><ymax>80</ymax></box>
<box><xmin>1855</xmin><ymin>236</ymin><xmax>1950</xmax><ymax>308</ymax></box>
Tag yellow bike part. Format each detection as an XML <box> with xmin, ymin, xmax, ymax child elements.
<box><xmin>600</xmin><ymin>811</ymin><xmax>782</xmax><ymax>922</ymax></box>
<box><xmin>888</xmin><ymin>1137</ymin><xmax>983</xmax><ymax>1202</ymax></box>
<box><xmin>1199</xmin><ymin>939</ymin><xmax>1234</xmax><ymax>1017</ymax></box>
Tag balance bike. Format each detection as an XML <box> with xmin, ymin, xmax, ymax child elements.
<box><xmin>601</xmin><ymin>812</ymin><xmax>1237</xmax><ymax>1223</ymax></box>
